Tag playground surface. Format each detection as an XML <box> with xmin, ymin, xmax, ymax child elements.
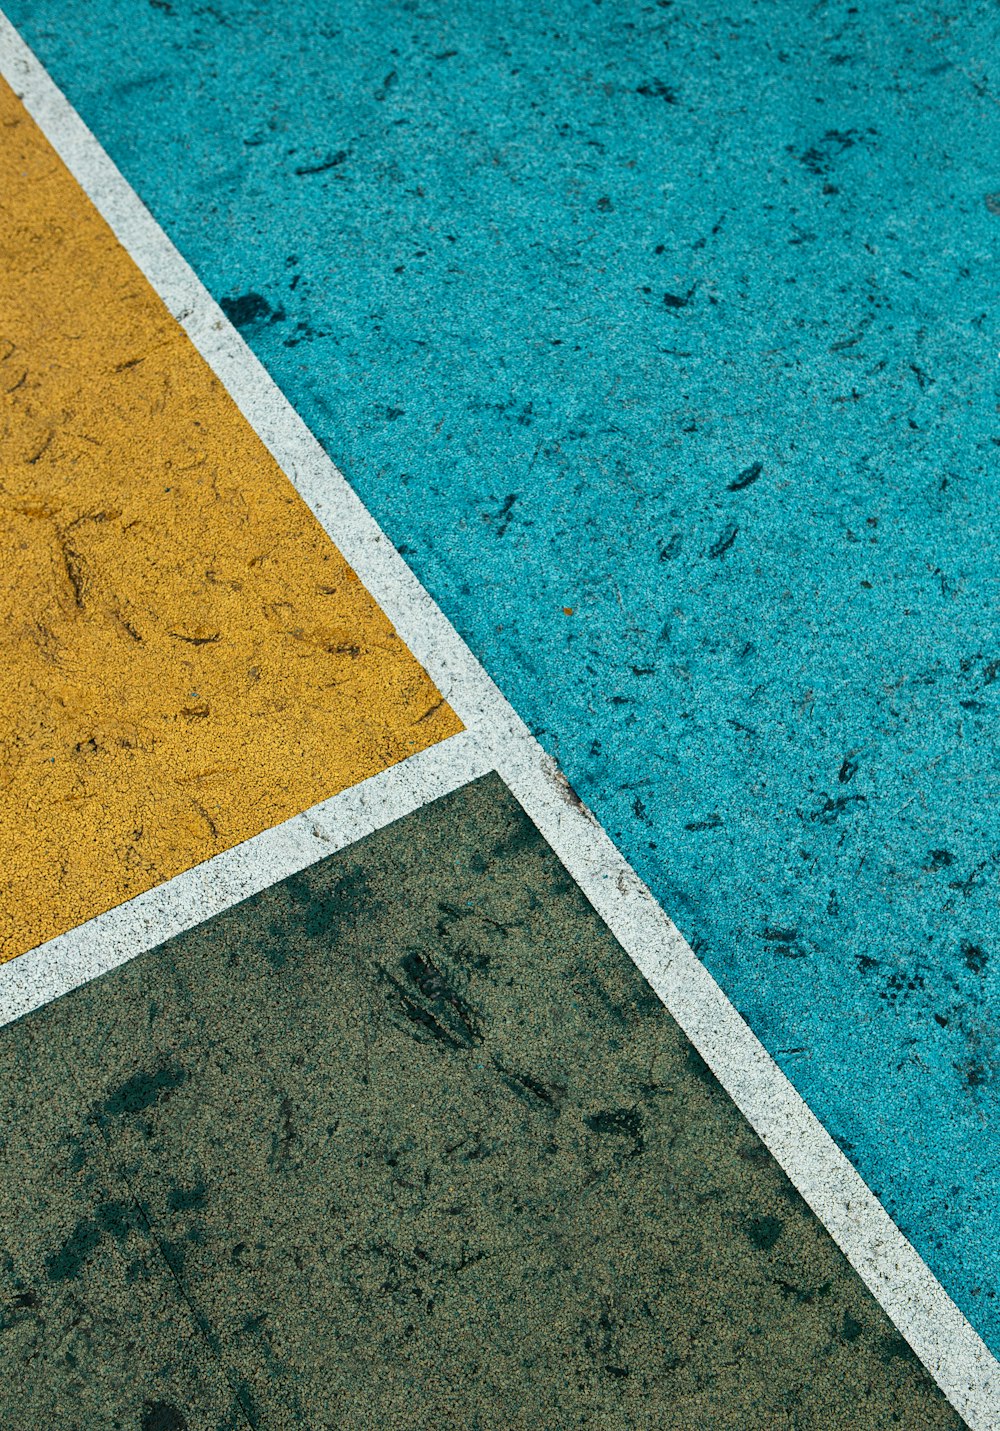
<box><xmin>0</xmin><ymin>4</ymin><xmax>997</xmax><ymax>1425</ymax></box>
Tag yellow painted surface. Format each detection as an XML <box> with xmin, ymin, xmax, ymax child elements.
<box><xmin>0</xmin><ymin>81</ymin><xmax>462</xmax><ymax>961</ymax></box>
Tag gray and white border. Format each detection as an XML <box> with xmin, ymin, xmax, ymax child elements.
<box><xmin>0</xmin><ymin>730</ymin><xmax>491</xmax><ymax>1027</ymax></box>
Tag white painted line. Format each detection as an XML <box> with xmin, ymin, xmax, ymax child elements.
<box><xmin>0</xmin><ymin>730</ymin><xmax>491</xmax><ymax>1029</ymax></box>
<box><xmin>1</xmin><ymin>18</ymin><xmax>997</xmax><ymax>1427</ymax></box>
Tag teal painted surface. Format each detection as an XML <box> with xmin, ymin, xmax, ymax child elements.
<box><xmin>11</xmin><ymin>0</ymin><xmax>1000</xmax><ymax>1344</ymax></box>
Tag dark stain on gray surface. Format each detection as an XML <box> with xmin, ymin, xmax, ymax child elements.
<box><xmin>141</xmin><ymin>1402</ymin><xmax>188</xmax><ymax>1431</ymax></box>
<box><xmin>45</xmin><ymin>1216</ymin><xmax>105</xmax><ymax>1283</ymax></box>
<box><xmin>46</xmin><ymin>1200</ymin><xmax>138</xmax><ymax>1283</ymax></box>
<box><xmin>583</xmin><ymin>1106</ymin><xmax>644</xmax><ymax>1159</ymax></box>
<box><xmin>497</xmin><ymin>1061</ymin><xmax>566</xmax><ymax>1113</ymax></box>
<box><xmin>0</xmin><ymin>776</ymin><xmax>966</xmax><ymax>1428</ymax></box>
<box><xmin>103</xmin><ymin>1062</ymin><xmax>186</xmax><ymax>1118</ymax></box>
<box><xmin>166</xmin><ymin>1180</ymin><xmax>208</xmax><ymax>1214</ymax></box>
<box><xmin>745</xmin><ymin>1213</ymin><xmax>785</xmax><ymax>1253</ymax></box>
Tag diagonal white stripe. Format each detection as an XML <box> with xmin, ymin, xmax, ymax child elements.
<box><xmin>1</xmin><ymin>16</ymin><xmax>997</xmax><ymax>1427</ymax></box>
<box><xmin>0</xmin><ymin>730</ymin><xmax>491</xmax><ymax>1029</ymax></box>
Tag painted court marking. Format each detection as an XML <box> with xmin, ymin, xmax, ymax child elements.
<box><xmin>0</xmin><ymin>15</ymin><xmax>997</xmax><ymax>1427</ymax></box>
<box><xmin>0</xmin><ymin>730</ymin><xmax>490</xmax><ymax>1030</ymax></box>
<box><xmin>0</xmin><ymin>75</ymin><xmax>462</xmax><ymax>961</ymax></box>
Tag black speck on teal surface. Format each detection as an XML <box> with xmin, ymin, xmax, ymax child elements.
<box><xmin>0</xmin><ymin>777</ymin><xmax>964</xmax><ymax>1427</ymax></box>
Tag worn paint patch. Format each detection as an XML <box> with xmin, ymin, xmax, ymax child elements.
<box><xmin>0</xmin><ymin>776</ymin><xmax>965</xmax><ymax>1428</ymax></box>
<box><xmin>0</xmin><ymin>79</ymin><xmax>460</xmax><ymax>960</ymax></box>
<box><xmin>0</xmin><ymin>1023</ymin><xmax>244</xmax><ymax>1427</ymax></box>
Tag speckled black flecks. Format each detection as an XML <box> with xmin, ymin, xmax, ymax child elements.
<box><xmin>0</xmin><ymin>776</ymin><xmax>965</xmax><ymax>1428</ymax></box>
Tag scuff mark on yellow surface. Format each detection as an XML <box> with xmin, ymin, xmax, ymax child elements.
<box><xmin>0</xmin><ymin>80</ymin><xmax>462</xmax><ymax>961</ymax></box>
